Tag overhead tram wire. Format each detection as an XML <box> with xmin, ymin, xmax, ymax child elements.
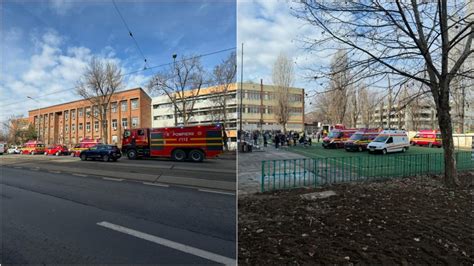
<box><xmin>112</xmin><ymin>0</ymin><xmax>149</xmax><ymax>69</ymax></box>
<box><xmin>0</xmin><ymin>47</ymin><xmax>236</xmax><ymax>108</ymax></box>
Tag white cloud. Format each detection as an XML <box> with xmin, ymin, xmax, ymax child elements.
<box><xmin>0</xmin><ymin>30</ymin><xmax>151</xmax><ymax>122</ymax></box>
<box><xmin>49</xmin><ymin>0</ymin><xmax>74</xmax><ymax>15</ymax></box>
<box><xmin>237</xmin><ymin>0</ymin><xmax>331</xmax><ymax>89</ymax></box>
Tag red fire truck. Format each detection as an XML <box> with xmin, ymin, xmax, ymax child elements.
<box><xmin>122</xmin><ymin>124</ymin><xmax>224</xmax><ymax>162</ymax></box>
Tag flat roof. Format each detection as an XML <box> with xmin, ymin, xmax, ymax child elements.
<box><xmin>29</xmin><ymin>87</ymin><xmax>150</xmax><ymax>113</ymax></box>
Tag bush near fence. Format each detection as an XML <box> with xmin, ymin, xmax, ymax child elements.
<box><xmin>261</xmin><ymin>151</ymin><xmax>474</xmax><ymax>192</ymax></box>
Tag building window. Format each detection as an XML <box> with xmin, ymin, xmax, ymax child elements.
<box><xmin>86</xmin><ymin>107</ymin><xmax>91</xmax><ymax>117</ymax></box>
<box><xmin>122</xmin><ymin>118</ymin><xmax>128</xmax><ymax>128</ymax></box>
<box><xmin>93</xmin><ymin>106</ymin><xmax>99</xmax><ymax>117</ymax></box>
<box><xmin>71</xmin><ymin>110</ymin><xmax>76</xmax><ymax>120</ymax></box>
<box><xmin>78</xmin><ymin>108</ymin><xmax>83</xmax><ymax>117</ymax></box>
<box><xmin>112</xmin><ymin>135</ymin><xmax>118</xmax><ymax>144</ymax></box>
<box><xmin>79</xmin><ymin>123</ymin><xmax>83</xmax><ymax>130</ymax></box>
<box><xmin>94</xmin><ymin>121</ymin><xmax>99</xmax><ymax>132</ymax></box>
<box><xmin>131</xmin><ymin>117</ymin><xmax>139</xmax><ymax>128</ymax></box>
<box><xmin>112</xmin><ymin>119</ymin><xmax>117</xmax><ymax>130</ymax></box>
<box><xmin>65</xmin><ymin>125</ymin><xmax>68</xmax><ymax>133</ymax></box>
<box><xmin>86</xmin><ymin>122</ymin><xmax>91</xmax><ymax>132</ymax></box>
<box><xmin>72</xmin><ymin>124</ymin><xmax>75</xmax><ymax>132</ymax></box>
<box><xmin>65</xmin><ymin>111</ymin><xmax>69</xmax><ymax>121</ymax></box>
<box><xmin>131</xmin><ymin>98</ymin><xmax>139</xmax><ymax>110</ymax></box>
<box><xmin>121</xmin><ymin>101</ymin><xmax>127</xmax><ymax>112</ymax></box>
<box><xmin>111</xmin><ymin>102</ymin><xmax>117</xmax><ymax>113</ymax></box>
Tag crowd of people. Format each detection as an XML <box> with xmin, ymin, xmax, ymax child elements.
<box><xmin>238</xmin><ymin>129</ymin><xmax>322</xmax><ymax>150</ymax></box>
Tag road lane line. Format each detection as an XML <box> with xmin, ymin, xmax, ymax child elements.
<box><xmin>198</xmin><ymin>189</ymin><xmax>235</xmax><ymax>196</ymax></box>
<box><xmin>49</xmin><ymin>170</ymin><xmax>61</xmax><ymax>174</ymax></box>
<box><xmin>102</xmin><ymin>177</ymin><xmax>123</xmax><ymax>182</ymax></box>
<box><xmin>13</xmin><ymin>166</ymin><xmax>23</xmax><ymax>169</ymax></box>
<box><xmin>97</xmin><ymin>221</ymin><xmax>235</xmax><ymax>265</ymax></box>
<box><xmin>142</xmin><ymin>182</ymin><xmax>170</xmax><ymax>187</ymax></box>
<box><xmin>72</xmin><ymin>173</ymin><xmax>88</xmax><ymax>177</ymax></box>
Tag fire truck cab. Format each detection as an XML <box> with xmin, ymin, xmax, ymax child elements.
<box><xmin>410</xmin><ymin>130</ymin><xmax>442</xmax><ymax>148</ymax></box>
<box><xmin>122</xmin><ymin>124</ymin><xmax>223</xmax><ymax>162</ymax></box>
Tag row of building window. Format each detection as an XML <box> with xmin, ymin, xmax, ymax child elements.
<box><xmin>58</xmin><ymin>99</ymin><xmax>140</xmax><ymax>121</ymax></box>
<box><xmin>242</xmin><ymin>91</ymin><xmax>303</xmax><ymax>102</ymax></box>
<box><xmin>241</xmin><ymin>105</ymin><xmax>303</xmax><ymax>114</ymax></box>
<box><xmin>37</xmin><ymin>118</ymin><xmax>140</xmax><ymax>133</ymax></box>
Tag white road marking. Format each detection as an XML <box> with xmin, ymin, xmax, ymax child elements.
<box><xmin>142</xmin><ymin>182</ymin><xmax>170</xmax><ymax>187</ymax></box>
<box><xmin>198</xmin><ymin>189</ymin><xmax>235</xmax><ymax>196</ymax></box>
<box><xmin>13</xmin><ymin>166</ymin><xmax>23</xmax><ymax>169</ymax></box>
<box><xmin>30</xmin><ymin>168</ymin><xmax>40</xmax><ymax>171</ymax></box>
<box><xmin>97</xmin><ymin>221</ymin><xmax>235</xmax><ymax>265</ymax></box>
<box><xmin>48</xmin><ymin>170</ymin><xmax>61</xmax><ymax>174</ymax></box>
<box><xmin>102</xmin><ymin>177</ymin><xmax>123</xmax><ymax>182</ymax></box>
<box><xmin>72</xmin><ymin>173</ymin><xmax>88</xmax><ymax>177</ymax></box>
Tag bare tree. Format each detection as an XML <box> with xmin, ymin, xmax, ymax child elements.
<box><xmin>272</xmin><ymin>52</ymin><xmax>294</xmax><ymax>133</ymax></box>
<box><xmin>77</xmin><ymin>57</ymin><xmax>123</xmax><ymax>144</ymax></box>
<box><xmin>210</xmin><ymin>52</ymin><xmax>237</xmax><ymax>151</ymax></box>
<box><xmin>294</xmin><ymin>0</ymin><xmax>473</xmax><ymax>187</ymax></box>
<box><xmin>148</xmin><ymin>55</ymin><xmax>205</xmax><ymax>126</ymax></box>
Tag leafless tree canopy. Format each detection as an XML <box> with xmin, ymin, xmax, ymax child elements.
<box><xmin>293</xmin><ymin>0</ymin><xmax>473</xmax><ymax>186</ymax></box>
<box><xmin>77</xmin><ymin>57</ymin><xmax>123</xmax><ymax>144</ymax></box>
<box><xmin>272</xmin><ymin>52</ymin><xmax>295</xmax><ymax>133</ymax></box>
<box><xmin>209</xmin><ymin>52</ymin><xmax>237</xmax><ymax>150</ymax></box>
<box><xmin>148</xmin><ymin>55</ymin><xmax>206</xmax><ymax>126</ymax></box>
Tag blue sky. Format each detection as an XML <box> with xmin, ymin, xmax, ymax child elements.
<box><xmin>0</xmin><ymin>0</ymin><xmax>236</xmax><ymax>121</ymax></box>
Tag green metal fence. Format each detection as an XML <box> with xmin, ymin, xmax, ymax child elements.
<box><xmin>261</xmin><ymin>151</ymin><xmax>474</xmax><ymax>192</ymax></box>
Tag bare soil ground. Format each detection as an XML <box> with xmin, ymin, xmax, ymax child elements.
<box><xmin>239</xmin><ymin>172</ymin><xmax>474</xmax><ymax>265</ymax></box>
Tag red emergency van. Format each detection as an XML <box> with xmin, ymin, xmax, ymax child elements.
<box><xmin>21</xmin><ymin>140</ymin><xmax>45</xmax><ymax>155</ymax></box>
<box><xmin>322</xmin><ymin>128</ymin><xmax>357</xmax><ymax>148</ymax></box>
<box><xmin>344</xmin><ymin>128</ymin><xmax>382</xmax><ymax>151</ymax></box>
<box><xmin>410</xmin><ymin>130</ymin><xmax>442</xmax><ymax>148</ymax></box>
<box><xmin>122</xmin><ymin>124</ymin><xmax>223</xmax><ymax>162</ymax></box>
<box><xmin>70</xmin><ymin>138</ymin><xmax>102</xmax><ymax>157</ymax></box>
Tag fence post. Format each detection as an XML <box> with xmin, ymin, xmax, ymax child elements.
<box><xmin>261</xmin><ymin>161</ymin><xmax>265</xmax><ymax>192</ymax></box>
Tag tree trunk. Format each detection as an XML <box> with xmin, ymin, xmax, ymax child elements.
<box><xmin>437</xmin><ymin>90</ymin><xmax>459</xmax><ymax>187</ymax></box>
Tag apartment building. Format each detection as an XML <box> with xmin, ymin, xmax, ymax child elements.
<box><xmin>152</xmin><ymin>84</ymin><xmax>238</xmax><ymax>138</ymax></box>
<box><xmin>240</xmin><ymin>82</ymin><xmax>304</xmax><ymax>132</ymax></box>
<box><xmin>357</xmin><ymin>101</ymin><xmax>474</xmax><ymax>132</ymax></box>
<box><xmin>28</xmin><ymin>88</ymin><xmax>151</xmax><ymax>146</ymax></box>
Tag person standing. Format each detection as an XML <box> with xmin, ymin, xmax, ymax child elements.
<box><xmin>263</xmin><ymin>133</ymin><xmax>268</xmax><ymax>147</ymax></box>
<box><xmin>274</xmin><ymin>133</ymin><xmax>280</xmax><ymax>149</ymax></box>
<box><xmin>317</xmin><ymin>131</ymin><xmax>321</xmax><ymax>143</ymax></box>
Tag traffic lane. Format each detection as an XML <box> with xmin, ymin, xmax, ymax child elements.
<box><xmin>0</xmin><ymin>155</ymin><xmax>236</xmax><ymax>181</ymax></box>
<box><xmin>1</xmin><ymin>167</ymin><xmax>236</xmax><ymax>242</ymax></box>
<box><xmin>1</xmin><ymin>183</ymin><xmax>235</xmax><ymax>264</ymax></box>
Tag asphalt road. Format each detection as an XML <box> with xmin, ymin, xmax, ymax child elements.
<box><xmin>0</xmin><ymin>154</ymin><xmax>236</xmax><ymax>190</ymax></box>
<box><xmin>0</xmin><ymin>167</ymin><xmax>236</xmax><ymax>264</ymax></box>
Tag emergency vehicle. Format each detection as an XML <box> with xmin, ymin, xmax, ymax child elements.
<box><xmin>70</xmin><ymin>138</ymin><xmax>102</xmax><ymax>157</ymax></box>
<box><xmin>322</xmin><ymin>127</ymin><xmax>357</xmax><ymax>148</ymax></box>
<box><xmin>344</xmin><ymin>128</ymin><xmax>382</xmax><ymax>152</ymax></box>
<box><xmin>367</xmin><ymin>130</ymin><xmax>410</xmax><ymax>155</ymax></box>
<box><xmin>21</xmin><ymin>140</ymin><xmax>45</xmax><ymax>155</ymax></box>
<box><xmin>122</xmin><ymin>124</ymin><xmax>223</xmax><ymax>162</ymax></box>
<box><xmin>0</xmin><ymin>142</ymin><xmax>6</xmax><ymax>155</ymax></box>
<box><xmin>410</xmin><ymin>130</ymin><xmax>442</xmax><ymax>148</ymax></box>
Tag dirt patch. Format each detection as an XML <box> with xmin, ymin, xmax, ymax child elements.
<box><xmin>239</xmin><ymin>172</ymin><xmax>474</xmax><ymax>265</ymax></box>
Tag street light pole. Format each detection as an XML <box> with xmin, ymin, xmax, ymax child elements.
<box><xmin>239</xmin><ymin>42</ymin><xmax>244</xmax><ymax>139</ymax></box>
<box><xmin>27</xmin><ymin>96</ymin><xmax>41</xmax><ymax>142</ymax></box>
<box><xmin>172</xmin><ymin>54</ymin><xmax>178</xmax><ymax>126</ymax></box>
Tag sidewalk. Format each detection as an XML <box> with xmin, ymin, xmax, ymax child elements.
<box><xmin>238</xmin><ymin>145</ymin><xmax>306</xmax><ymax>195</ymax></box>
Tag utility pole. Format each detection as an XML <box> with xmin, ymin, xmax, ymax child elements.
<box><xmin>172</xmin><ymin>54</ymin><xmax>178</xmax><ymax>126</ymax></box>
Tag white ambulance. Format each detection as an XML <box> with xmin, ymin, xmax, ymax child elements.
<box><xmin>367</xmin><ymin>130</ymin><xmax>410</xmax><ymax>155</ymax></box>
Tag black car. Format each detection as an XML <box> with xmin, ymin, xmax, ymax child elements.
<box><xmin>79</xmin><ymin>144</ymin><xmax>121</xmax><ymax>162</ymax></box>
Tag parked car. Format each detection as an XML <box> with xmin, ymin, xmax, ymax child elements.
<box><xmin>7</xmin><ymin>145</ymin><xmax>21</xmax><ymax>154</ymax></box>
<box><xmin>45</xmin><ymin>145</ymin><xmax>69</xmax><ymax>156</ymax></box>
<box><xmin>79</xmin><ymin>144</ymin><xmax>121</xmax><ymax>162</ymax></box>
<box><xmin>368</xmin><ymin>130</ymin><xmax>410</xmax><ymax>155</ymax></box>
<box><xmin>21</xmin><ymin>140</ymin><xmax>45</xmax><ymax>155</ymax></box>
